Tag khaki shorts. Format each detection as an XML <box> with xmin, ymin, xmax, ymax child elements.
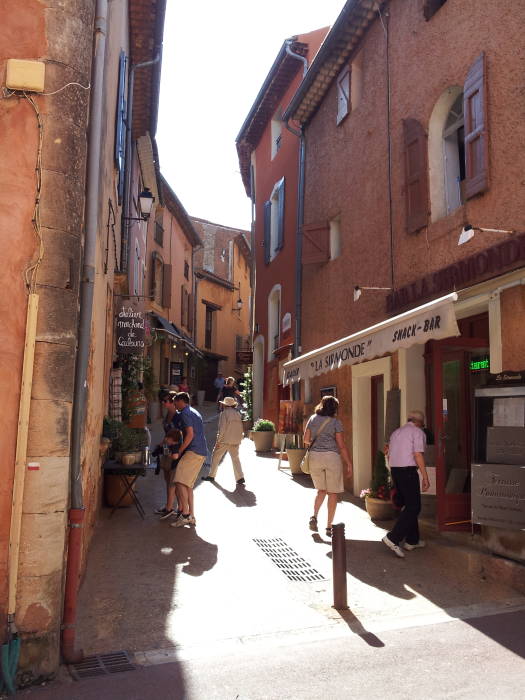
<box><xmin>309</xmin><ymin>450</ymin><xmax>344</xmax><ymax>493</ymax></box>
<box><xmin>175</xmin><ymin>450</ymin><xmax>206</xmax><ymax>488</ymax></box>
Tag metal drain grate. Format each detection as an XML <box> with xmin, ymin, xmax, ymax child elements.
<box><xmin>253</xmin><ymin>537</ymin><xmax>325</xmax><ymax>582</ymax></box>
<box><xmin>69</xmin><ymin>651</ymin><xmax>136</xmax><ymax>680</ymax></box>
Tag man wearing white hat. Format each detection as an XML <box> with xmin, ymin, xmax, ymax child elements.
<box><xmin>202</xmin><ymin>395</ymin><xmax>245</xmax><ymax>485</ymax></box>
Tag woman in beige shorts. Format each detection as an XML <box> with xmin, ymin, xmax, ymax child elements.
<box><xmin>303</xmin><ymin>396</ymin><xmax>353</xmax><ymax>538</ymax></box>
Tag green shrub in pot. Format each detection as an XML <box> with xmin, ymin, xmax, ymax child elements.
<box><xmin>253</xmin><ymin>419</ymin><xmax>275</xmax><ymax>432</ymax></box>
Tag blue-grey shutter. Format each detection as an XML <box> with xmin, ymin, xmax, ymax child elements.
<box><xmin>263</xmin><ymin>200</ymin><xmax>272</xmax><ymax>264</ymax></box>
<box><xmin>276</xmin><ymin>178</ymin><xmax>285</xmax><ymax>250</ymax></box>
<box><xmin>115</xmin><ymin>51</ymin><xmax>127</xmax><ymax>204</ymax></box>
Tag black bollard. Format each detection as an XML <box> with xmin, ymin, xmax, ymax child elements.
<box><xmin>332</xmin><ymin>522</ymin><xmax>348</xmax><ymax>610</ymax></box>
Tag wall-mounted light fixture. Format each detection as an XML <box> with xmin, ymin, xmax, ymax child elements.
<box><xmin>172</xmin><ymin>343</ymin><xmax>177</xmax><ymax>349</ymax></box>
<box><xmin>458</xmin><ymin>223</ymin><xmax>515</xmax><ymax>246</ymax></box>
<box><xmin>123</xmin><ymin>187</ymin><xmax>155</xmax><ymax>223</ymax></box>
<box><xmin>232</xmin><ymin>283</ymin><xmax>243</xmax><ymax>313</ymax></box>
<box><xmin>353</xmin><ymin>285</ymin><xmax>391</xmax><ymax>302</ymax></box>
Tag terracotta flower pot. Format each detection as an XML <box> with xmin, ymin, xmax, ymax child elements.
<box><xmin>286</xmin><ymin>448</ymin><xmax>307</xmax><ymax>474</ymax></box>
<box><xmin>365</xmin><ymin>496</ymin><xmax>394</xmax><ymax>521</ymax></box>
<box><xmin>252</xmin><ymin>430</ymin><xmax>275</xmax><ymax>452</ymax></box>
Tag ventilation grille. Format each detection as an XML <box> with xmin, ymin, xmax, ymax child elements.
<box><xmin>253</xmin><ymin>537</ymin><xmax>325</xmax><ymax>582</ymax></box>
<box><xmin>69</xmin><ymin>651</ymin><xmax>135</xmax><ymax>680</ymax></box>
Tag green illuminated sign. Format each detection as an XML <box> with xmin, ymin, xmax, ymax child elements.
<box><xmin>470</xmin><ymin>357</ymin><xmax>490</xmax><ymax>371</ymax></box>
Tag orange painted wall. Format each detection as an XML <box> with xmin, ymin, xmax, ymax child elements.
<box><xmin>0</xmin><ymin>0</ymin><xmax>47</xmax><ymax>623</ymax></box>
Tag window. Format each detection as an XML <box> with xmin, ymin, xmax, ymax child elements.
<box><xmin>329</xmin><ymin>216</ymin><xmax>341</xmax><ymax>260</ymax></box>
<box><xmin>154</xmin><ymin>214</ymin><xmax>164</xmax><ymax>246</ymax></box>
<box><xmin>442</xmin><ymin>93</ymin><xmax>465</xmax><ymax>215</ymax></box>
<box><xmin>271</xmin><ymin>109</ymin><xmax>282</xmax><ymax>159</ymax></box>
<box><xmin>423</xmin><ymin>0</ymin><xmax>448</xmax><ymax>21</ymax></box>
<box><xmin>184</xmin><ymin>261</ymin><xmax>189</xmax><ymax>280</ymax></box>
<box><xmin>205</xmin><ymin>306</ymin><xmax>214</xmax><ymax>349</ymax></box>
<box><xmin>151</xmin><ymin>253</ymin><xmax>164</xmax><ymax>305</ymax></box>
<box><xmin>181</xmin><ymin>285</ymin><xmax>189</xmax><ymax>327</ymax></box>
<box><xmin>428</xmin><ymin>55</ymin><xmax>488</xmax><ymax>222</ymax></box>
<box><xmin>263</xmin><ymin>177</ymin><xmax>285</xmax><ymax>264</ymax></box>
<box><xmin>336</xmin><ymin>65</ymin><xmax>350</xmax><ymax>125</ymax></box>
<box><xmin>115</xmin><ymin>51</ymin><xmax>127</xmax><ymax>204</ymax></box>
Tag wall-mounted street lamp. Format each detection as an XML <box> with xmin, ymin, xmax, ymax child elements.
<box><xmin>232</xmin><ymin>283</ymin><xmax>243</xmax><ymax>312</ymax></box>
<box><xmin>353</xmin><ymin>285</ymin><xmax>392</xmax><ymax>302</ymax></box>
<box><xmin>458</xmin><ymin>223</ymin><xmax>515</xmax><ymax>246</ymax></box>
<box><xmin>123</xmin><ymin>187</ymin><xmax>155</xmax><ymax>223</ymax></box>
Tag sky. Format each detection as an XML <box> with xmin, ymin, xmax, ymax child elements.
<box><xmin>156</xmin><ymin>0</ymin><xmax>347</xmax><ymax>231</ymax></box>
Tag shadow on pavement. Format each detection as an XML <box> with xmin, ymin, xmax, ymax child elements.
<box><xmin>210</xmin><ymin>481</ymin><xmax>257</xmax><ymax>508</ymax></box>
<box><xmin>337</xmin><ymin>609</ymin><xmax>385</xmax><ymax>648</ymax></box>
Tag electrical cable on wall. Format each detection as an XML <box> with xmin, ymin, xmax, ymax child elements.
<box><xmin>22</xmin><ymin>92</ymin><xmax>44</xmax><ymax>294</ymax></box>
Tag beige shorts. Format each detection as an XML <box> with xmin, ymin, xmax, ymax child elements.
<box><xmin>309</xmin><ymin>450</ymin><xmax>344</xmax><ymax>493</ymax></box>
<box><xmin>175</xmin><ymin>450</ymin><xmax>206</xmax><ymax>488</ymax></box>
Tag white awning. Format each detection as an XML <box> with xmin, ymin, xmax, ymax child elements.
<box><xmin>282</xmin><ymin>293</ymin><xmax>459</xmax><ymax>385</ymax></box>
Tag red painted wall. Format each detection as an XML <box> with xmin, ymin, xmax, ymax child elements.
<box><xmin>253</xmin><ymin>28</ymin><xmax>327</xmax><ymax>424</ymax></box>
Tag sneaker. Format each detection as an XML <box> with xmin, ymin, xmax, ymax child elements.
<box><xmin>236</xmin><ymin>478</ymin><xmax>245</xmax><ymax>485</ymax></box>
<box><xmin>159</xmin><ymin>509</ymin><xmax>177</xmax><ymax>520</ymax></box>
<box><xmin>171</xmin><ymin>514</ymin><xmax>196</xmax><ymax>528</ymax></box>
<box><xmin>154</xmin><ymin>507</ymin><xmax>167</xmax><ymax>515</ymax></box>
<box><xmin>382</xmin><ymin>535</ymin><xmax>405</xmax><ymax>558</ymax></box>
<box><xmin>201</xmin><ymin>476</ymin><xmax>215</xmax><ymax>482</ymax></box>
<box><xmin>309</xmin><ymin>516</ymin><xmax>318</xmax><ymax>532</ymax></box>
<box><xmin>404</xmin><ymin>540</ymin><xmax>426</xmax><ymax>550</ymax></box>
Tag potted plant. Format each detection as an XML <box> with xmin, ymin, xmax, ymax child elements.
<box><xmin>285</xmin><ymin>433</ymin><xmax>306</xmax><ymax>475</ymax></box>
<box><xmin>252</xmin><ymin>418</ymin><xmax>275</xmax><ymax>452</ymax></box>
<box><xmin>360</xmin><ymin>450</ymin><xmax>395</xmax><ymax>520</ymax></box>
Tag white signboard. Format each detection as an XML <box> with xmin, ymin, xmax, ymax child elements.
<box><xmin>283</xmin><ymin>294</ymin><xmax>459</xmax><ymax>385</ymax></box>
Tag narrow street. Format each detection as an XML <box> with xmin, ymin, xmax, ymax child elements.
<box><xmin>19</xmin><ymin>403</ymin><xmax>525</xmax><ymax>698</ymax></box>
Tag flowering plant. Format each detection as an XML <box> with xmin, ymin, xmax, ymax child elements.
<box><xmin>360</xmin><ymin>451</ymin><xmax>392</xmax><ymax>501</ymax></box>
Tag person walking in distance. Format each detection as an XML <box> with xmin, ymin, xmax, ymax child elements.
<box><xmin>214</xmin><ymin>371</ymin><xmax>225</xmax><ymax>403</ymax></box>
<box><xmin>303</xmin><ymin>396</ymin><xmax>352</xmax><ymax>538</ymax></box>
<box><xmin>382</xmin><ymin>410</ymin><xmax>430</xmax><ymax>558</ymax></box>
<box><xmin>202</xmin><ymin>396</ymin><xmax>245</xmax><ymax>485</ymax></box>
<box><xmin>166</xmin><ymin>392</ymin><xmax>207</xmax><ymax>528</ymax></box>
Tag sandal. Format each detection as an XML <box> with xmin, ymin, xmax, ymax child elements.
<box><xmin>309</xmin><ymin>516</ymin><xmax>318</xmax><ymax>532</ymax></box>
<box><xmin>325</xmin><ymin>526</ymin><xmax>332</xmax><ymax>538</ymax></box>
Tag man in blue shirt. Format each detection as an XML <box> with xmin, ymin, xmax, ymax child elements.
<box><xmin>162</xmin><ymin>392</ymin><xmax>207</xmax><ymax>528</ymax></box>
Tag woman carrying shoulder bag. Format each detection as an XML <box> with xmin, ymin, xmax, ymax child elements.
<box><xmin>303</xmin><ymin>395</ymin><xmax>352</xmax><ymax>538</ymax></box>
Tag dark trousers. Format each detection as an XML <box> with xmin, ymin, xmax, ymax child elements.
<box><xmin>388</xmin><ymin>467</ymin><xmax>421</xmax><ymax>545</ymax></box>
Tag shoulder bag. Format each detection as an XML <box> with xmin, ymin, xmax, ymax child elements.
<box><xmin>300</xmin><ymin>417</ymin><xmax>332</xmax><ymax>474</ymax></box>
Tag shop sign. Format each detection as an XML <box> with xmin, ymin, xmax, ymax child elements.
<box><xmin>470</xmin><ymin>357</ymin><xmax>490</xmax><ymax>371</ymax></box>
<box><xmin>387</xmin><ymin>232</ymin><xmax>525</xmax><ymax>313</ymax></box>
<box><xmin>116</xmin><ymin>302</ymin><xmax>145</xmax><ymax>354</ymax></box>
<box><xmin>283</xmin><ymin>297</ymin><xmax>458</xmax><ymax>385</ymax></box>
<box><xmin>236</xmin><ymin>350</ymin><xmax>253</xmax><ymax>364</ymax></box>
<box><xmin>472</xmin><ymin>463</ymin><xmax>525</xmax><ymax>530</ymax></box>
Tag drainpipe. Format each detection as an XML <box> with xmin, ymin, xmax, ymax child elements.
<box><xmin>62</xmin><ymin>0</ymin><xmax>108</xmax><ymax>663</ymax></box>
<box><xmin>285</xmin><ymin>39</ymin><xmax>308</xmax><ymax>77</ymax></box>
<box><xmin>121</xmin><ymin>53</ymin><xmax>161</xmax><ymax>273</ymax></box>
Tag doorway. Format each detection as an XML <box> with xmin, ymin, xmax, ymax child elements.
<box><xmin>427</xmin><ymin>335</ymin><xmax>489</xmax><ymax>531</ymax></box>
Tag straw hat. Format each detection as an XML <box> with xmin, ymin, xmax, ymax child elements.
<box><xmin>220</xmin><ymin>396</ymin><xmax>238</xmax><ymax>407</ymax></box>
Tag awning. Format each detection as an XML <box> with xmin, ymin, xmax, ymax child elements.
<box><xmin>282</xmin><ymin>293</ymin><xmax>459</xmax><ymax>385</ymax></box>
<box><xmin>150</xmin><ymin>312</ymin><xmax>183</xmax><ymax>340</ymax></box>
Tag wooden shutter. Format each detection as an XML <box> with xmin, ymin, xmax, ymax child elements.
<box><xmin>302</xmin><ymin>222</ymin><xmax>330</xmax><ymax>265</ymax></box>
<box><xmin>403</xmin><ymin>118</ymin><xmax>429</xmax><ymax>234</ymax></box>
<box><xmin>187</xmin><ymin>293</ymin><xmax>193</xmax><ymax>333</ymax></box>
<box><xmin>115</xmin><ymin>51</ymin><xmax>127</xmax><ymax>204</ymax></box>
<box><xmin>180</xmin><ymin>285</ymin><xmax>186</xmax><ymax>326</ymax></box>
<box><xmin>464</xmin><ymin>52</ymin><xmax>488</xmax><ymax>199</ymax></box>
<box><xmin>162</xmin><ymin>263</ymin><xmax>171</xmax><ymax>308</ymax></box>
<box><xmin>263</xmin><ymin>200</ymin><xmax>272</xmax><ymax>264</ymax></box>
<box><xmin>276</xmin><ymin>178</ymin><xmax>285</xmax><ymax>250</ymax></box>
